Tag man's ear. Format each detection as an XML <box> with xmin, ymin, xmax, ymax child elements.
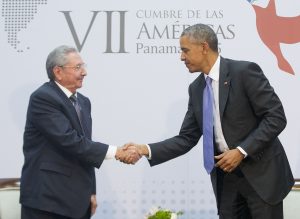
<box><xmin>202</xmin><ymin>42</ymin><xmax>210</xmax><ymax>54</ymax></box>
<box><xmin>53</xmin><ymin>66</ymin><xmax>62</xmax><ymax>81</ymax></box>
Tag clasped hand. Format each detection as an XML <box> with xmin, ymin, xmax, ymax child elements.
<box><xmin>214</xmin><ymin>149</ymin><xmax>244</xmax><ymax>172</ymax></box>
<box><xmin>115</xmin><ymin>143</ymin><xmax>143</xmax><ymax>164</ymax></box>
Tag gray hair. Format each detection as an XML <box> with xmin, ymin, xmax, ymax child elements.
<box><xmin>46</xmin><ymin>45</ymin><xmax>78</xmax><ymax>80</ymax></box>
<box><xmin>181</xmin><ymin>24</ymin><xmax>218</xmax><ymax>52</ymax></box>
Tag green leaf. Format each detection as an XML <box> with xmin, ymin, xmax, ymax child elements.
<box><xmin>148</xmin><ymin>210</ymin><xmax>172</xmax><ymax>219</ymax></box>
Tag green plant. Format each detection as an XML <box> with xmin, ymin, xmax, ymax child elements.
<box><xmin>145</xmin><ymin>207</ymin><xmax>183</xmax><ymax>219</ymax></box>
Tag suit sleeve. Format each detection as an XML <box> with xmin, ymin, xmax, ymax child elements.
<box><xmin>149</xmin><ymin>85</ymin><xmax>201</xmax><ymax>166</ymax></box>
<box><xmin>239</xmin><ymin>62</ymin><xmax>287</xmax><ymax>156</ymax></box>
<box><xmin>92</xmin><ymin>168</ymin><xmax>96</xmax><ymax>194</ymax></box>
<box><xmin>27</xmin><ymin>90</ymin><xmax>109</xmax><ymax>169</ymax></box>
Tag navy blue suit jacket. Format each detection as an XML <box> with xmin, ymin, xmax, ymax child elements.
<box><xmin>20</xmin><ymin>81</ymin><xmax>108</xmax><ymax>218</ymax></box>
<box><xmin>148</xmin><ymin>57</ymin><xmax>294</xmax><ymax>206</ymax></box>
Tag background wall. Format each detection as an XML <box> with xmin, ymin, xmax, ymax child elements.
<box><xmin>0</xmin><ymin>0</ymin><xmax>299</xmax><ymax>218</ymax></box>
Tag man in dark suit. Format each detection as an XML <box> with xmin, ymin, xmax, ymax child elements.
<box><xmin>20</xmin><ymin>45</ymin><xmax>140</xmax><ymax>219</ymax></box>
<box><xmin>127</xmin><ymin>24</ymin><xmax>294</xmax><ymax>218</ymax></box>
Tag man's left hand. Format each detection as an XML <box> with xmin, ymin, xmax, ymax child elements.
<box><xmin>214</xmin><ymin>149</ymin><xmax>244</xmax><ymax>172</ymax></box>
<box><xmin>91</xmin><ymin>194</ymin><xmax>97</xmax><ymax>216</ymax></box>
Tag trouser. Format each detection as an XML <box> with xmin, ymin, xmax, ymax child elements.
<box><xmin>21</xmin><ymin>205</ymin><xmax>91</xmax><ymax>219</ymax></box>
<box><xmin>217</xmin><ymin>168</ymin><xmax>283</xmax><ymax>219</ymax></box>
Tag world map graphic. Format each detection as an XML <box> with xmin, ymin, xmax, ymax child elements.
<box><xmin>1</xmin><ymin>0</ymin><xmax>47</xmax><ymax>52</ymax></box>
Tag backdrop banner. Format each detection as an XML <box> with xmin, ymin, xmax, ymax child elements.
<box><xmin>0</xmin><ymin>0</ymin><xmax>299</xmax><ymax>218</ymax></box>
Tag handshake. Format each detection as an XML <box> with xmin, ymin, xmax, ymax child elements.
<box><xmin>115</xmin><ymin>143</ymin><xmax>149</xmax><ymax>164</ymax></box>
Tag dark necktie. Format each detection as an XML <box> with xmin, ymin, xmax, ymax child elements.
<box><xmin>203</xmin><ymin>76</ymin><xmax>214</xmax><ymax>174</ymax></box>
<box><xmin>70</xmin><ymin>94</ymin><xmax>83</xmax><ymax>128</ymax></box>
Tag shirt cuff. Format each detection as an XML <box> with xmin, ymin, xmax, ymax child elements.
<box><xmin>105</xmin><ymin>145</ymin><xmax>117</xmax><ymax>159</ymax></box>
<box><xmin>146</xmin><ymin>144</ymin><xmax>152</xmax><ymax>160</ymax></box>
<box><xmin>237</xmin><ymin>146</ymin><xmax>247</xmax><ymax>158</ymax></box>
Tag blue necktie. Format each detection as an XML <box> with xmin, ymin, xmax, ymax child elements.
<box><xmin>203</xmin><ymin>76</ymin><xmax>214</xmax><ymax>174</ymax></box>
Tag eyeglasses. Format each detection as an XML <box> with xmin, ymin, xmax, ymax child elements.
<box><xmin>58</xmin><ymin>63</ymin><xmax>87</xmax><ymax>71</ymax></box>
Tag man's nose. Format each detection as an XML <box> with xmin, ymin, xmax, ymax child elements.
<box><xmin>180</xmin><ymin>52</ymin><xmax>185</xmax><ymax>61</ymax></box>
<box><xmin>81</xmin><ymin>68</ymin><xmax>87</xmax><ymax>76</ymax></box>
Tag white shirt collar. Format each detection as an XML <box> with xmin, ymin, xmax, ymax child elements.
<box><xmin>204</xmin><ymin>55</ymin><xmax>220</xmax><ymax>82</ymax></box>
<box><xmin>54</xmin><ymin>81</ymin><xmax>76</xmax><ymax>98</ymax></box>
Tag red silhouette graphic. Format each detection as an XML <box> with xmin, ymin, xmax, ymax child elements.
<box><xmin>251</xmin><ymin>0</ymin><xmax>300</xmax><ymax>74</ymax></box>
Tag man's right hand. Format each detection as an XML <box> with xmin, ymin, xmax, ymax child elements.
<box><xmin>115</xmin><ymin>142</ymin><xmax>149</xmax><ymax>164</ymax></box>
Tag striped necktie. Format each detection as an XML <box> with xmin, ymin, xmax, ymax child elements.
<box><xmin>70</xmin><ymin>94</ymin><xmax>83</xmax><ymax>128</ymax></box>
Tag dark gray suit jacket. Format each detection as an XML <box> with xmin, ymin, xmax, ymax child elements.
<box><xmin>148</xmin><ymin>57</ymin><xmax>294</xmax><ymax>205</ymax></box>
<box><xmin>20</xmin><ymin>81</ymin><xmax>108</xmax><ymax>218</ymax></box>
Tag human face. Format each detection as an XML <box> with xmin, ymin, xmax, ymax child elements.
<box><xmin>54</xmin><ymin>52</ymin><xmax>87</xmax><ymax>93</ymax></box>
<box><xmin>180</xmin><ymin>36</ymin><xmax>208</xmax><ymax>73</ymax></box>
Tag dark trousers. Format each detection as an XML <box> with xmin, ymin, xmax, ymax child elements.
<box><xmin>217</xmin><ymin>168</ymin><xmax>283</xmax><ymax>219</ymax></box>
<box><xmin>21</xmin><ymin>205</ymin><xmax>91</xmax><ymax>219</ymax></box>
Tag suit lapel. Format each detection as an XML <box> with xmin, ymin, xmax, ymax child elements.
<box><xmin>49</xmin><ymin>81</ymin><xmax>74</xmax><ymax>110</ymax></box>
<box><xmin>49</xmin><ymin>81</ymin><xmax>86</xmax><ymax>135</ymax></box>
<box><xmin>77</xmin><ymin>95</ymin><xmax>92</xmax><ymax>138</ymax></box>
<box><xmin>219</xmin><ymin>57</ymin><xmax>231</xmax><ymax>119</ymax></box>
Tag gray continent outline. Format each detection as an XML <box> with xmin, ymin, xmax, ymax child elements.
<box><xmin>1</xmin><ymin>0</ymin><xmax>48</xmax><ymax>52</ymax></box>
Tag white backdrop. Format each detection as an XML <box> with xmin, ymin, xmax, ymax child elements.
<box><xmin>0</xmin><ymin>0</ymin><xmax>299</xmax><ymax>218</ymax></box>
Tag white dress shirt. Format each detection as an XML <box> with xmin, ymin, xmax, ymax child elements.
<box><xmin>207</xmin><ymin>56</ymin><xmax>247</xmax><ymax>156</ymax></box>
